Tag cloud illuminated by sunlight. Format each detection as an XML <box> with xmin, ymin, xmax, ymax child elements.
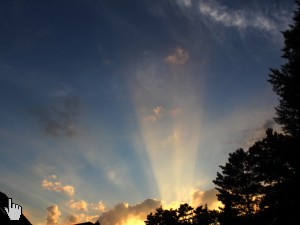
<box><xmin>189</xmin><ymin>188</ymin><xmax>222</xmax><ymax>210</ymax></box>
<box><xmin>99</xmin><ymin>199</ymin><xmax>162</xmax><ymax>225</ymax></box>
<box><xmin>46</xmin><ymin>205</ymin><xmax>61</xmax><ymax>225</ymax></box>
<box><xmin>164</xmin><ymin>47</ymin><xmax>189</xmax><ymax>65</ymax></box>
<box><xmin>96</xmin><ymin>190</ymin><xmax>220</xmax><ymax>225</ymax></box>
<box><xmin>42</xmin><ymin>175</ymin><xmax>75</xmax><ymax>197</ymax></box>
<box><xmin>69</xmin><ymin>200</ymin><xmax>88</xmax><ymax>212</ymax></box>
<box><xmin>67</xmin><ymin>213</ymin><xmax>99</xmax><ymax>225</ymax></box>
<box><xmin>120</xmin><ymin>216</ymin><xmax>145</xmax><ymax>225</ymax></box>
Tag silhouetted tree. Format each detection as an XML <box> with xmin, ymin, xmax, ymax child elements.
<box><xmin>213</xmin><ymin>149</ymin><xmax>261</xmax><ymax>225</ymax></box>
<box><xmin>214</xmin><ymin>129</ymin><xmax>297</xmax><ymax>225</ymax></box>
<box><xmin>145</xmin><ymin>206</ymin><xmax>178</xmax><ymax>225</ymax></box>
<box><xmin>178</xmin><ymin>203</ymin><xmax>193</xmax><ymax>224</ymax></box>
<box><xmin>214</xmin><ymin>1</ymin><xmax>300</xmax><ymax>225</ymax></box>
<box><xmin>193</xmin><ymin>204</ymin><xmax>218</xmax><ymax>225</ymax></box>
<box><xmin>248</xmin><ymin>129</ymin><xmax>297</xmax><ymax>225</ymax></box>
<box><xmin>145</xmin><ymin>204</ymin><xmax>218</xmax><ymax>225</ymax></box>
<box><xmin>266</xmin><ymin>1</ymin><xmax>299</xmax><ymax>223</ymax></box>
<box><xmin>269</xmin><ymin>0</ymin><xmax>300</xmax><ymax>138</ymax></box>
<box><xmin>216</xmin><ymin>198</ymin><xmax>239</xmax><ymax>225</ymax></box>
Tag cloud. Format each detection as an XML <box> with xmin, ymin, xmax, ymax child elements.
<box><xmin>48</xmin><ymin>174</ymin><xmax>57</xmax><ymax>179</ymax></box>
<box><xmin>34</xmin><ymin>95</ymin><xmax>81</xmax><ymax>137</ymax></box>
<box><xmin>107</xmin><ymin>170</ymin><xmax>116</xmax><ymax>181</ymax></box>
<box><xmin>106</xmin><ymin>170</ymin><xmax>123</xmax><ymax>185</ymax></box>
<box><xmin>164</xmin><ymin>47</ymin><xmax>189</xmax><ymax>65</ymax></box>
<box><xmin>90</xmin><ymin>201</ymin><xmax>106</xmax><ymax>213</ymax></box>
<box><xmin>153</xmin><ymin>106</ymin><xmax>165</xmax><ymax>117</ymax></box>
<box><xmin>98</xmin><ymin>199</ymin><xmax>162</xmax><ymax>225</ymax></box>
<box><xmin>190</xmin><ymin>188</ymin><xmax>220</xmax><ymax>210</ymax></box>
<box><xmin>199</xmin><ymin>0</ymin><xmax>276</xmax><ymax>32</ymax></box>
<box><xmin>42</xmin><ymin>175</ymin><xmax>75</xmax><ymax>197</ymax></box>
<box><xmin>161</xmin><ymin>129</ymin><xmax>182</xmax><ymax>146</ymax></box>
<box><xmin>67</xmin><ymin>213</ymin><xmax>99</xmax><ymax>225</ymax></box>
<box><xmin>70</xmin><ymin>200</ymin><xmax>88</xmax><ymax>212</ymax></box>
<box><xmin>243</xmin><ymin>119</ymin><xmax>280</xmax><ymax>148</ymax></box>
<box><xmin>96</xmin><ymin>193</ymin><xmax>219</xmax><ymax>225</ymax></box>
<box><xmin>46</xmin><ymin>205</ymin><xmax>61</xmax><ymax>225</ymax></box>
<box><xmin>68</xmin><ymin>214</ymin><xmax>80</xmax><ymax>224</ymax></box>
<box><xmin>145</xmin><ymin>106</ymin><xmax>166</xmax><ymax>122</ymax></box>
<box><xmin>69</xmin><ymin>199</ymin><xmax>106</xmax><ymax>213</ymax></box>
<box><xmin>176</xmin><ymin>0</ymin><xmax>192</xmax><ymax>7</ymax></box>
<box><xmin>145</xmin><ymin>106</ymin><xmax>183</xmax><ymax>123</ymax></box>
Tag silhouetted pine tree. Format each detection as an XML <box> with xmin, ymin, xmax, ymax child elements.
<box><xmin>267</xmin><ymin>1</ymin><xmax>299</xmax><ymax>223</ymax></box>
<box><xmin>248</xmin><ymin>129</ymin><xmax>297</xmax><ymax>225</ymax></box>
<box><xmin>193</xmin><ymin>204</ymin><xmax>218</xmax><ymax>225</ymax></box>
<box><xmin>269</xmin><ymin>0</ymin><xmax>300</xmax><ymax>138</ymax></box>
<box><xmin>213</xmin><ymin>149</ymin><xmax>261</xmax><ymax>225</ymax></box>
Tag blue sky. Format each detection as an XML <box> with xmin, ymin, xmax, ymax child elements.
<box><xmin>0</xmin><ymin>0</ymin><xmax>294</xmax><ymax>224</ymax></box>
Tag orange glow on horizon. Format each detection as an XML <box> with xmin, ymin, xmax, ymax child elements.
<box><xmin>121</xmin><ymin>216</ymin><xmax>145</xmax><ymax>225</ymax></box>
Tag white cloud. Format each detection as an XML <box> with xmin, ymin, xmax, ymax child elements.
<box><xmin>98</xmin><ymin>199</ymin><xmax>162</xmax><ymax>225</ymax></box>
<box><xmin>46</xmin><ymin>205</ymin><xmax>61</xmax><ymax>225</ymax></box>
<box><xmin>42</xmin><ymin>175</ymin><xmax>75</xmax><ymax>197</ymax></box>
<box><xmin>199</xmin><ymin>0</ymin><xmax>276</xmax><ymax>32</ymax></box>
<box><xmin>165</xmin><ymin>47</ymin><xmax>189</xmax><ymax>65</ymax></box>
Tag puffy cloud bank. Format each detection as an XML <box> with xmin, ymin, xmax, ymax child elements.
<box><xmin>99</xmin><ymin>199</ymin><xmax>162</xmax><ymax>225</ymax></box>
<box><xmin>46</xmin><ymin>205</ymin><xmax>61</xmax><ymax>225</ymax></box>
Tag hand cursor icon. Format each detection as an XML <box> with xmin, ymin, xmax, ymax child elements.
<box><xmin>4</xmin><ymin>198</ymin><xmax>22</xmax><ymax>220</ymax></box>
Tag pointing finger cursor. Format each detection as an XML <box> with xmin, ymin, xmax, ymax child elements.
<box><xmin>4</xmin><ymin>198</ymin><xmax>22</xmax><ymax>220</ymax></box>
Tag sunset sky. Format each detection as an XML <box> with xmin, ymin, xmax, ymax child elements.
<box><xmin>0</xmin><ymin>0</ymin><xmax>294</xmax><ymax>224</ymax></box>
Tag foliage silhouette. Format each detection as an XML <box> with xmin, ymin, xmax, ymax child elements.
<box><xmin>214</xmin><ymin>129</ymin><xmax>297</xmax><ymax>225</ymax></box>
<box><xmin>214</xmin><ymin>1</ymin><xmax>299</xmax><ymax>224</ymax></box>
<box><xmin>193</xmin><ymin>204</ymin><xmax>218</xmax><ymax>225</ymax></box>
<box><xmin>269</xmin><ymin>0</ymin><xmax>300</xmax><ymax>138</ymax></box>
<box><xmin>145</xmin><ymin>204</ymin><xmax>218</xmax><ymax>225</ymax></box>
<box><xmin>248</xmin><ymin>129</ymin><xmax>297</xmax><ymax>225</ymax></box>
<box><xmin>213</xmin><ymin>149</ymin><xmax>261</xmax><ymax>225</ymax></box>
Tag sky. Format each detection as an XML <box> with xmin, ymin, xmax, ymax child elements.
<box><xmin>0</xmin><ymin>0</ymin><xmax>294</xmax><ymax>224</ymax></box>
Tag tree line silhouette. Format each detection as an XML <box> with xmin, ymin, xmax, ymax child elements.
<box><xmin>145</xmin><ymin>1</ymin><xmax>299</xmax><ymax>225</ymax></box>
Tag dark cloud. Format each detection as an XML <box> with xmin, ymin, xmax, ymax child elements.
<box><xmin>34</xmin><ymin>96</ymin><xmax>81</xmax><ymax>137</ymax></box>
<box><xmin>243</xmin><ymin>119</ymin><xmax>278</xmax><ymax>148</ymax></box>
<box><xmin>262</xmin><ymin>119</ymin><xmax>275</xmax><ymax>130</ymax></box>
